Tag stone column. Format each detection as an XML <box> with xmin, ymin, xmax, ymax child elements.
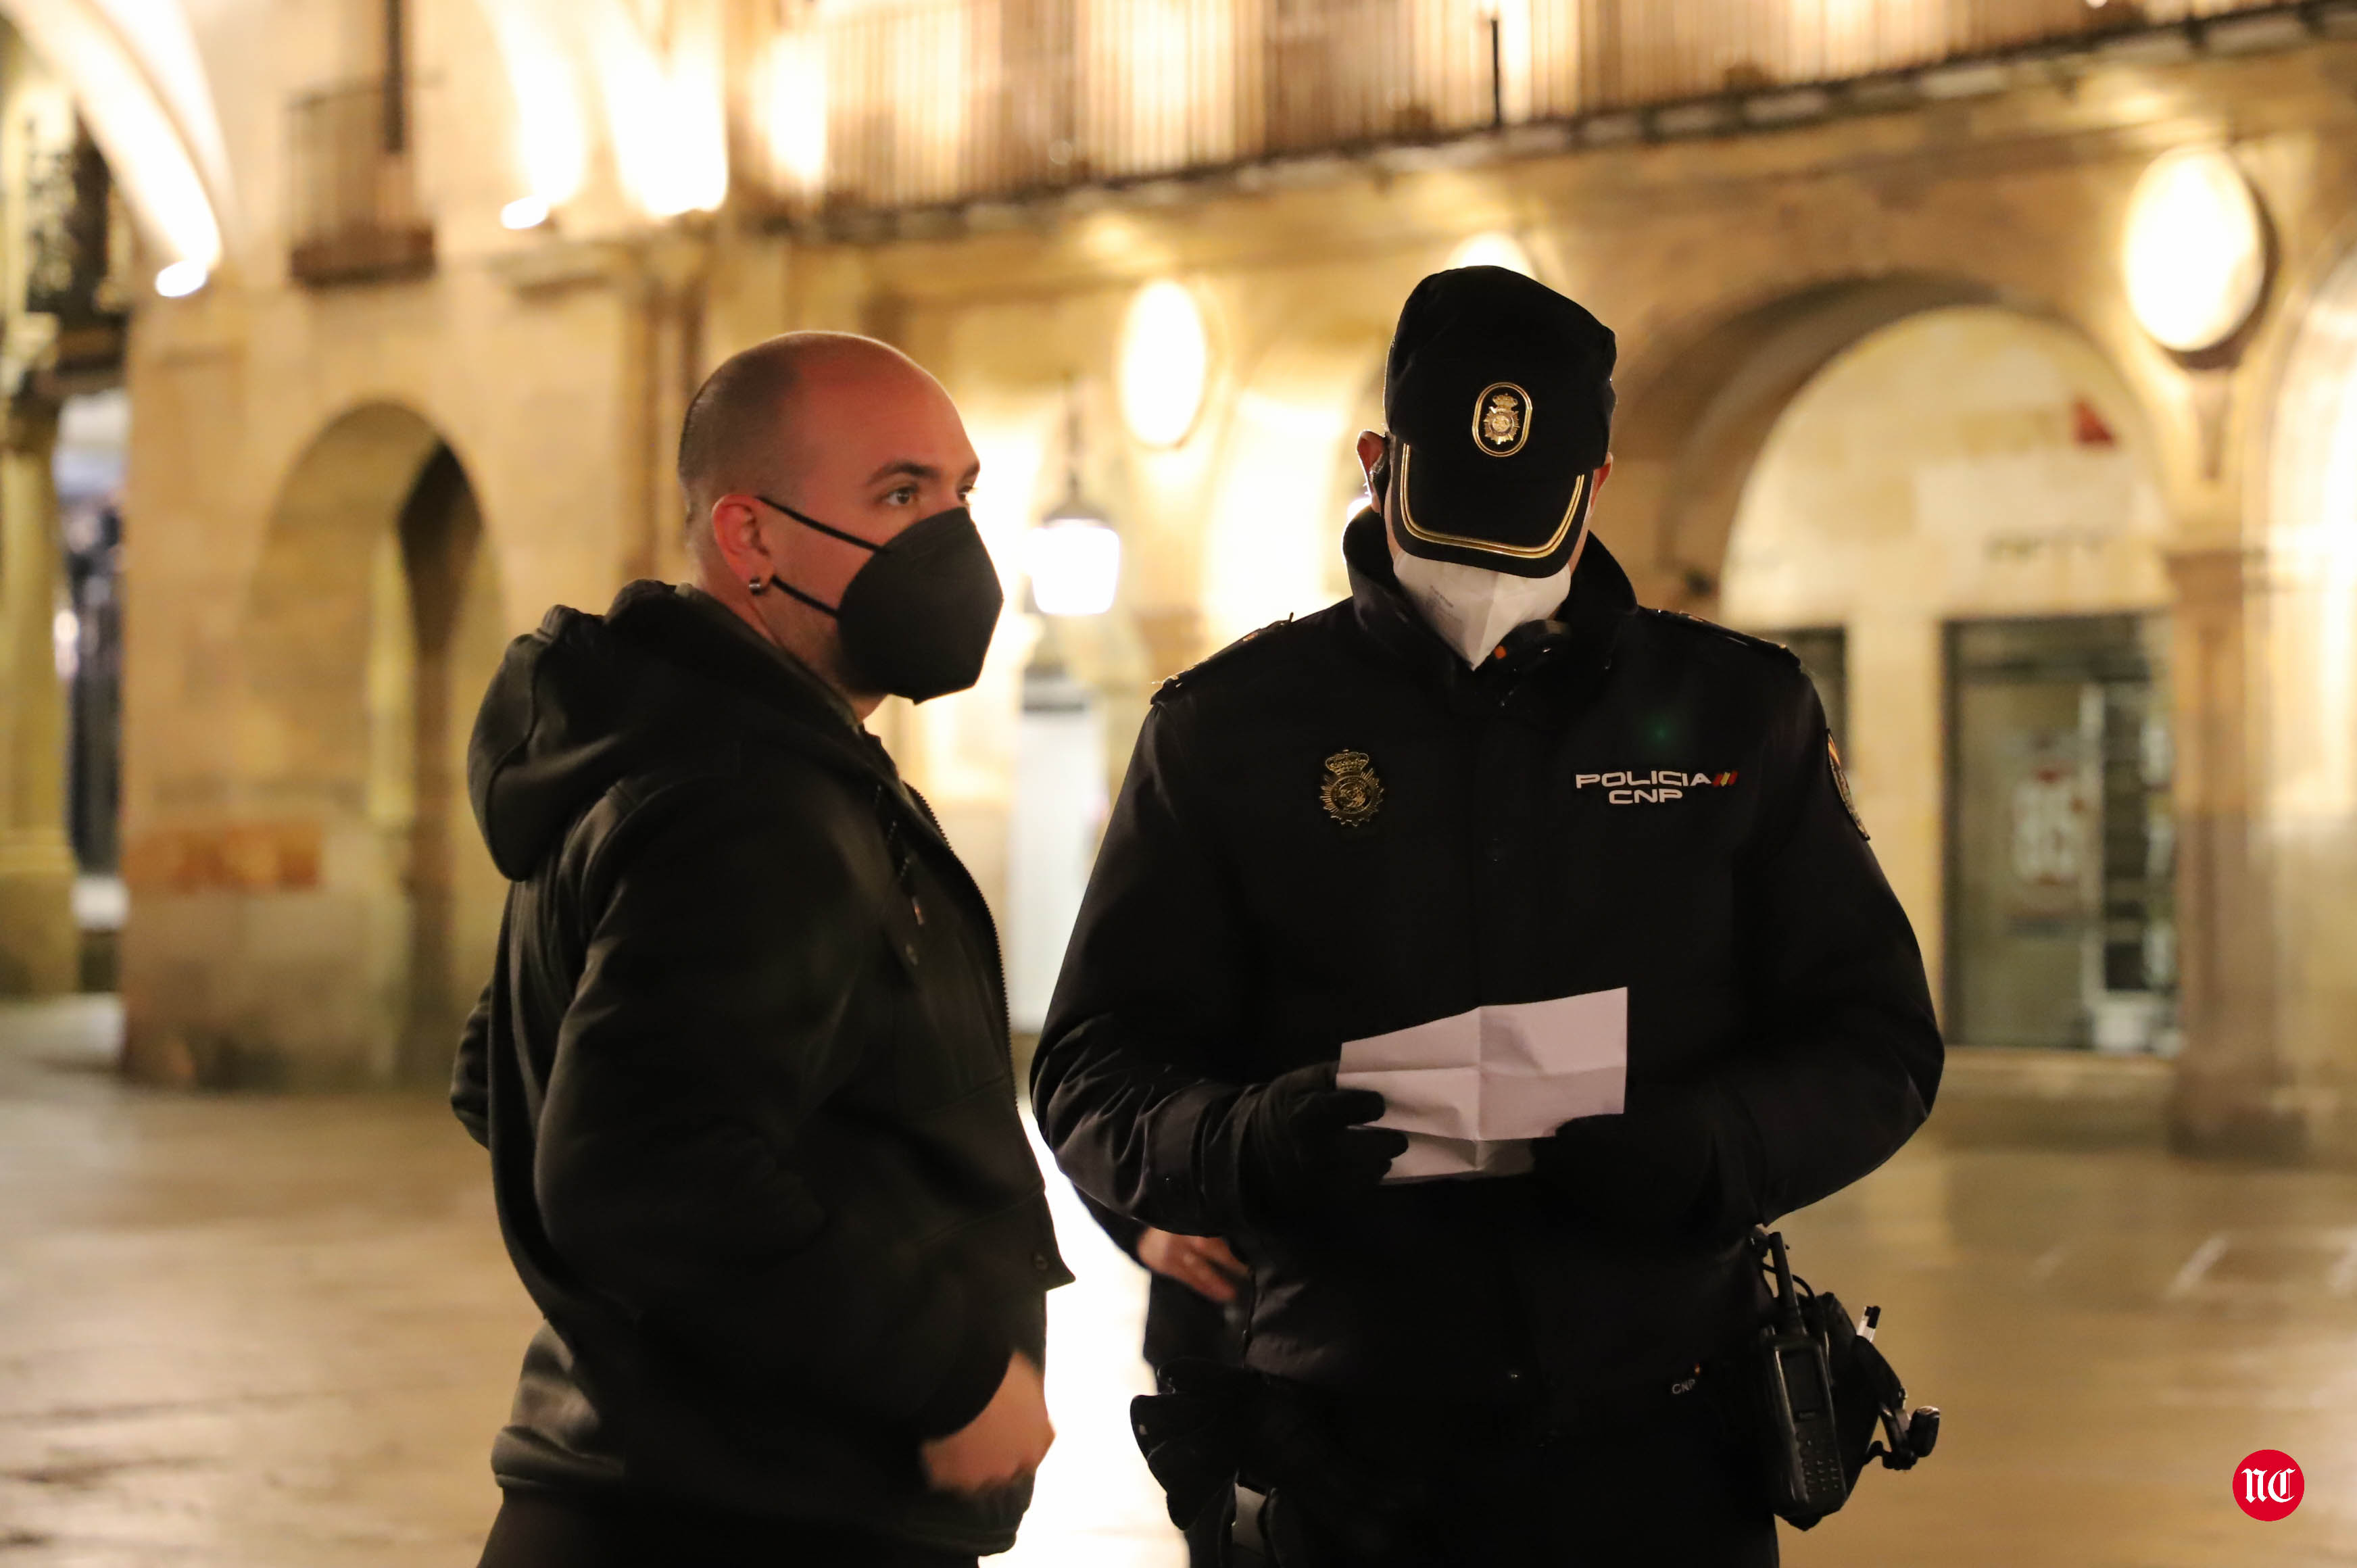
<box><xmin>1845</xmin><ymin>612</ymin><xmax>1945</xmax><ymax>1010</ymax></box>
<box><xmin>2165</xmin><ymin>547</ymin><xmax>2295</xmax><ymax>1158</ymax></box>
<box><xmin>0</xmin><ymin>390</ymin><xmax>74</xmax><ymax>995</ymax></box>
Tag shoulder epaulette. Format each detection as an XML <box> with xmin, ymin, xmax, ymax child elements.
<box><xmin>1152</xmin><ymin>616</ymin><xmax>1298</xmax><ymax>705</ymax></box>
<box><xmin>1643</xmin><ymin>608</ymin><xmax>1803</xmax><ymax>667</ymax></box>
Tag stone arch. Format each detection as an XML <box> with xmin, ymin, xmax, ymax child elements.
<box><xmin>134</xmin><ymin>403</ymin><xmax>506</xmax><ymax>1087</ymax></box>
<box><xmin>2265</xmin><ymin>237</ymin><xmax>2357</xmax><ymax>829</ymax></box>
<box><xmin>2257</xmin><ymin>232</ymin><xmax>2357</xmax><ymax>1150</ymax></box>
<box><xmin>1723</xmin><ymin>306</ymin><xmax>2170</xmax><ymax>629</ymax></box>
<box><xmin>1715</xmin><ymin>303</ymin><xmax>2172</xmax><ymax>1046</ymax></box>
<box><xmin>0</xmin><ymin>0</ymin><xmax>229</xmax><ymax>272</ymax></box>
<box><xmin>1608</xmin><ymin>275</ymin><xmax>2001</xmax><ymax>610</ymax></box>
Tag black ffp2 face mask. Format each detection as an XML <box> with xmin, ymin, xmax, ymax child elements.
<box><xmin>754</xmin><ymin>497</ymin><xmax>1004</xmax><ymax>702</ymax></box>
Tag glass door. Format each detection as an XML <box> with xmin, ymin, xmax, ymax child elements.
<box><xmin>1945</xmin><ymin>615</ymin><xmax>2176</xmax><ymax>1052</ymax></box>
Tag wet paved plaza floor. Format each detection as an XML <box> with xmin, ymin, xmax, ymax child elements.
<box><xmin>3</xmin><ymin>996</ymin><xmax>2356</xmax><ymax>1566</ymax></box>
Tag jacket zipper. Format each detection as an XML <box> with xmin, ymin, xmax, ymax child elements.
<box><xmin>894</xmin><ymin>784</ymin><xmax>1016</xmax><ymax>1073</ymax></box>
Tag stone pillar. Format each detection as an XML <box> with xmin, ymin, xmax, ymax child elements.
<box><xmin>0</xmin><ymin>391</ymin><xmax>74</xmax><ymax>996</ymax></box>
<box><xmin>1845</xmin><ymin>612</ymin><xmax>1945</xmax><ymax>1010</ymax></box>
<box><xmin>2165</xmin><ymin>547</ymin><xmax>2295</xmax><ymax>1158</ymax></box>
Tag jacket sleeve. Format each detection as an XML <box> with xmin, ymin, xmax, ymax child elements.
<box><xmin>1714</xmin><ymin>673</ymin><xmax>1945</xmax><ymax>1224</ymax></box>
<box><xmin>1031</xmin><ymin>697</ymin><xmax>1257</xmax><ymax>1239</ymax></box>
<box><xmin>451</xmin><ymin>983</ymin><xmax>492</xmax><ymax>1150</ymax></box>
<box><xmin>1078</xmin><ymin>1191</ymin><xmax>1147</xmax><ymax>1261</ymax></box>
<box><xmin>532</xmin><ymin>779</ymin><xmax>1009</xmax><ymax>1438</ymax></box>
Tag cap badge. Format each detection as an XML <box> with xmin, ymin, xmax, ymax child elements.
<box><xmin>1474</xmin><ymin>382</ymin><xmax>1532</xmax><ymax>457</ymax></box>
<box><xmin>1319</xmin><ymin>750</ymin><xmax>1385</xmax><ymax>828</ymax></box>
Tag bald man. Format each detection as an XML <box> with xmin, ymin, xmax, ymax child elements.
<box><xmin>453</xmin><ymin>333</ymin><xmax>1068</xmax><ymax>1567</ymax></box>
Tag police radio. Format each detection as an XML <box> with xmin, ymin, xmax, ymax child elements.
<box><xmin>1748</xmin><ymin>1227</ymin><xmax>1940</xmax><ymax>1529</ymax></box>
<box><xmin>1755</xmin><ymin>1227</ymin><xmax>1847</xmax><ymax>1517</ymax></box>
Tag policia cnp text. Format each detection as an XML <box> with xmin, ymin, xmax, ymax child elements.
<box><xmin>1032</xmin><ymin>267</ymin><xmax>1944</xmax><ymax>1566</ymax></box>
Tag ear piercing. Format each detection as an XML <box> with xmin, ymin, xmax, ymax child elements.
<box><xmin>748</xmin><ymin>577</ymin><xmax>768</xmax><ymax>595</ymax></box>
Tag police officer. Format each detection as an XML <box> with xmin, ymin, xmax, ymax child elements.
<box><xmin>1079</xmin><ymin>1195</ymin><xmax>1251</xmax><ymax>1373</ymax></box>
<box><xmin>1030</xmin><ymin>267</ymin><xmax>1943</xmax><ymax>1567</ymax></box>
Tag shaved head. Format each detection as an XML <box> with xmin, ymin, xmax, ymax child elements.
<box><xmin>678</xmin><ymin>332</ymin><xmax>924</xmax><ymax>543</ymax></box>
<box><xmin>678</xmin><ymin>330</ymin><xmax>981</xmax><ymax>717</ymax></box>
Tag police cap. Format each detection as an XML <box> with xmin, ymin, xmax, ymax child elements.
<box><xmin>1382</xmin><ymin>265</ymin><xmax>1617</xmax><ymax>578</ymax></box>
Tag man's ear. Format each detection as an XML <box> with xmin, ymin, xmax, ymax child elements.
<box><xmin>707</xmin><ymin>494</ymin><xmax>773</xmax><ymax>585</ymax></box>
<box><xmin>1594</xmin><ymin>454</ymin><xmax>1613</xmax><ymax>491</ymax></box>
<box><xmin>1355</xmin><ymin>429</ymin><xmax>1390</xmax><ymax>504</ymax></box>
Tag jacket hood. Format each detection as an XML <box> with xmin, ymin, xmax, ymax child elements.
<box><xmin>466</xmin><ymin>581</ymin><xmax>875</xmax><ymax>880</ymax></box>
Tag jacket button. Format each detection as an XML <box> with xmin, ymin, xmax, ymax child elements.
<box><xmin>1505</xmin><ymin>1368</ymin><xmax>1526</xmax><ymax>1386</ymax></box>
<box><xmin>1031</xmin><ymin>1251</ymin><xmax>1051</xmax><ymax>1271</ymax></box>
<box><xmin>902</xmin><ymin>943</ymin><xmax>921</xmax><ymax>964</ymax></box>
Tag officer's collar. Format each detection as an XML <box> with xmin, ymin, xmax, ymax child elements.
<box><xmin>1341</xmin><ymin>509</ymin><xmax>1635</xmax><ymax>687</ymax></box>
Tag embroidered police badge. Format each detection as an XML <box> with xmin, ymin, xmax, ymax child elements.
<box><xmin>1472</xmin><ymin>382</ymin><xmax>1532</xmax><ymax>457</ymax></box>
<box><xmin>1829</xmin><ymin>737</ymin><xmax>1868</xmax><ymax>839</ymax></box>
<box><xmin>1320</xmin><ymin>751</ymin><xmax>1384</xmax><ymax>827</ymax></box>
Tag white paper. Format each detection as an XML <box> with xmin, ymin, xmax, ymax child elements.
<box><xmin>1336</xmin><ymin>989</ymin><xmax>1627</xmax><ymax>1182</ymax></box>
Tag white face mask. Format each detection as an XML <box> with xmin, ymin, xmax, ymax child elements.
<box><xmin>1391</xmin><ymin>549</ymin><xmax>1573</xmax><ymax>668</ymax></box>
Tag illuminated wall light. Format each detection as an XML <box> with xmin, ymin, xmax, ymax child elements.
<box><xmin>1023</xmin><ymin>512</ymin><xmax>1123</xmax><ymax>617</ymax></box>
<box><xmin>1093</xmin><ymin>2</ymin><xmax>1210</xmax><ymax>170</ymax></box>
<box><xmin>2121</xmin><ymin>147</ymin><xmax>2267</xmax><ymax>354</ymax></box>
<box><xmin>487</xmin><ymin>6</ymin><xmax>590</xmax><ymax>208</ymax></box>
<box><xmin>763</xmin><ymin>30</ymin><xmax>828</xmax><ymax>195</ymax></box>
<box><xmin>1027</xmin><ymin>389</ymin><xmax>1121</xmax><ymax>615</ymax></box>
<box><xmin>501</xmin><ymin>195</ymin><xmax>551</xmax><ymax>230</ymax></box>
<box><xmin>154</xmin><ymin>260</ymin><xmax>206</xmax><ymax>297</ymax></box>
<box><xmin>1822</xmin><ymin>0</ymin><xmax>1897</xmax><ymax>76</ymax></box>
<box><xmin>85</xmin><ymin>0</ymin><xmax>237</xmax><ymax>212</ymax></box>
<box><xmin>1470</xmin><ymin>0</ymin><xmax>1535</xmax><ymax>124</ymax></box>
<box><xmin>1118</xmin><ymin>281</ymin><xmax>1211</xmax><ymax>447</ymax></box>
<box><xmin>1448</xmin><ymin>230</ymin><xmax>1536</xmax><ymax>278</ymax></box>
<box><xmin>591</xmin><ymin>0</ymin><xmax>729</xmax><ymax>218</ymax></box>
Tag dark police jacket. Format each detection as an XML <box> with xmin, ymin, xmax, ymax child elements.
<box><xmin>1033</xmin><ymin>514</ymin><xmax>1940</xmax><ymax>1410</ymax></box>
<box><xmin>1077</xmin><ymin>1192</ymin><xmax>1251</xmax><ymax>1372</ymax></box>
<box><xmin>452</xmin><ymin>582</ymin><xmax>1069</xmax><ymax>1554</ymax></box>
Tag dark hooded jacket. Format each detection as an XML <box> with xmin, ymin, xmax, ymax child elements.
<box><xmin>1032</xmin><ymin>515</ymin><xmax>1940</xmax><ymax>1411</ymax></box>
<box><xmin>451</xmin><ymin>581</ymin><xmax>1069</xmax><ymax>1553</ymax></box>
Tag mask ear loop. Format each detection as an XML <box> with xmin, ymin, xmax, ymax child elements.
<box><xmin>756</xmin><ymin>495</ymin><xmax>886</xmax><ymax>554</ymax></box>
<box><xmin>760</xmin><ymin>575</ymin><xmax>845</xmax><ymax>618</ymax></box>
<box><xmin>745</xmin><ymin>495</ymin><xmax>886</xmax><ymax>618</ymax></box>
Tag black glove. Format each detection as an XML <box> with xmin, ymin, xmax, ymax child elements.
<box><xmin>1228</xmin><ymin>1062</ymin><xmax>1407</xmax><ymax>1225</ymax></box>
<box><xmin>1532</xmin><ymin>1085</ymin><xmax>1739</xmax><ymax>1237</ymax></box>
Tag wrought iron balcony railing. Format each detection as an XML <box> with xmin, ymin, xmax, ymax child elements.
<box><xmin>751</xmin><ymin>0</ymin><xmax>2297</xmax><ymax>216</ymax></box>
<box><xmin>288</xmin><ymin>78</ymin><xmax>434</xmax><ymax>286</ymax></box>
<box><xmin>24</xmin><ymin>128</ymin><xmax>118</xmax><ymax>322</ymax></box>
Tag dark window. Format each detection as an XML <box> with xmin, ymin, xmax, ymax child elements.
<box><xmin>1760</xmin><ymin>625</ymin><xmax>1847</xmax><ymax>754</ymax></box>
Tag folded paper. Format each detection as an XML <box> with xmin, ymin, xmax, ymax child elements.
<box><xmin>1336</xmin><ymin>988</ymin><xmax>1628</xmax><ymax>1181</ymax></box>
